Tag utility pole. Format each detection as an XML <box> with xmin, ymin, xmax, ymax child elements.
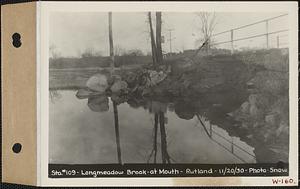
<box><xmin>167</xmin><ymin>29</ymin><xmax>175</xmax><ymax>53</ymax></box>
<box><xmin>108</xmin><ymin>12</ymin><xmax>114</xmax><ymax>74</ymax></box>
<box><xmin>265</xmin><ymin>20</ymin><xmax>269</xmax><ymax>49</ymax></box>
<box><xmin>230</xmin><ymin>29</ymin><xmax>234</xmax><ymax>54</ymax></box>
<box><xmin>108</xmin><ymin>12</ymin><xmax>121</xmax><ymax>164</ymax></box>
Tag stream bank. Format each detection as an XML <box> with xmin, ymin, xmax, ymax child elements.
<box><xmin>50</xmin><ymin>49</ymin><xmax>289</xmax><ymax>163</ymax></box>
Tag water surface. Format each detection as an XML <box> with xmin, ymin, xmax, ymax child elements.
<box><xmin>49</xmin><ymin>90</ymin><xmax>258</xmax><ymax>164</ymax></box>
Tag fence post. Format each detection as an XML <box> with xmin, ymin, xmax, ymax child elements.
<box><xmin>277</xmin><ymin>35</ymin><xmax>280</xmax><ymax>48</ymax></box>
<box><xmin>230</xmin><ymin>29</ymin><xmax>234</xmax><ymax>54</ymax></box>
<box><xmin>265</xmin><ymin>20</ymin><xmax>269</xmax><ymax>49</ymax></box>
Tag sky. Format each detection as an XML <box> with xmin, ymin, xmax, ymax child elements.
<box><xmin>49</xmin><ymin>12</ymin><xmax>288</xmax><ymax>58</ymax></box>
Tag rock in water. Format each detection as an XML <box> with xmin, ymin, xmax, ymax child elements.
<box><xmin>88</xmin><ymin>95</ymin><xmax>109</xmax><ymax>112</ymax></box>
<box><xmin>76</xmin><ymin>89</ymin><xmax>92</xmax><ymax>99</ymax></box>
<box><xmin>86</xmin><ymin>74</ymin><xmax>108</xmax><ymax>93</ymax></box>
<box><xmin>111</xmin><ymin>80</ymin><xmax>128</xmax><ymax>93</ymax></box>
<box><xmin>76</xmin><ymin>89</ymin><xmax>103</xmax><ymax>99</ymax></box>
<box><xmin>174</xmin><ymin>102</ymin><xmax>195</xmax><ymax>120</ymax></box>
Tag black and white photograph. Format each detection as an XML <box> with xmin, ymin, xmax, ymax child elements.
<box><xmin>48</xmin><ymin>8</ymin><xmax>291</xmax><ymax>178</ymax></box>
<box><xmin>0</xmin><ymin>1</ymin><xmax>297</xmax><ymax>187</ymax></box>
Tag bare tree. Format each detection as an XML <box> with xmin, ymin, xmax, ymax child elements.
<box><xmin>49</xmin><ymin>44</ymin><xmax>61</xmax><ymax>59</ymax></box>
<box><xmin>114</xmin><ymin>45</ymin><xmax>126</xmax><ymax>56</ymax></box>
<box><xmin>195</xmin><ymin>12</ymin><xmax>217</xmax><ymax>51</ymax></box>
<box><xmin>126</xmin><ymin>49</ymin><xmax>144</xmax><ymax>56</ymax></box>
<box><xmin>156</xmin><ymin>12</ymin><xmax>163</xmax><ymax>64</ymax></box>
<box><xmin>81</xmin><ymin>47</ymin><xmax>96</xmax><ymax>58</ymax></box>
<box><xmin>148</xmin><ymin>12</ymin><xmax>157</xmax><ymax>66</ymax></box>
<box><xmin>147</xmin><ymin>12</ymin><xmax>164</xmax><ymax>68</ymax></box>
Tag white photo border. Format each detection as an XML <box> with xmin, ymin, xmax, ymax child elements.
<box><xmin>39</xmin><ymin>1</ymin><xmax>298</xmax><ymax>187</ymax></box>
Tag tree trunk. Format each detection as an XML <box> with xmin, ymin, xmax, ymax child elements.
<box><xmin>191</xmin><ymin>39</ymin><xmax>208</xmax><ymax>61</ymax></box>
<box><xmin>108</xmin><ymin>12</ymin><xmax>115</xmax><ymax>73</ymax></box>
<box><xmin>156</xmin><ymin>12</ymin><xmax>163</xmax><ymax>64</ymax></box>
<box><xmin>148</xmin><ymin>12</ymin><xmax>157</xmax><ymax>67</ymax></box>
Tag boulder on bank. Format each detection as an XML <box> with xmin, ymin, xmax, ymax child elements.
<box><xmin>111</xmin><ymin>80</ymin><xmax>128</xmax><ymax>93</ymax></box>
<box><xmin>148</xmin><ymin>70</ymin><xmax>167</xmax><ymax>87</ymax></box>
<box><xmin>86</xmin><ymin>74</ymin><xmax>108</xmax><ymax>93</ymax></box>
<box><xmin>123</xmin><ymin>72</ymin><xmax>137</xmax><ymax>88</ymax></box>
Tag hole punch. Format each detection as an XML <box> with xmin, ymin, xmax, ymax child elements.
<box><xmin>12</xmin><ymin>143</ymin><xmax>22</xmax><ymax>153</ymax></box>
<box><xmin>12</xmin><ymin>33</ymin><xmax>22</xmax><ymax>48</ymax></box>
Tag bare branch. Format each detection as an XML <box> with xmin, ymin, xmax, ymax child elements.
<box><xmin>195</xmin><ymin>12</ymin><xmax>218</xmax><ymax>48</ymax></box>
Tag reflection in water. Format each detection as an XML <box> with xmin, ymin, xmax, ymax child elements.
<box><xmin>148</xmin><ymin>112</ymin><xmax>171</xmax><ymax>164</ymax></box>
<box><xmin>153</xmin><ymin>114</ymin><xmax>158</xmax><ymax>163</ymax></box>
<box><xmin>195</xmin><ymin>115</ymin><xmax>256</xmax><ymax>163</ymax></box>
<box><xmin>159</xmin><ymin>112</ymin><xmax>171</xmax><ymax>164</ymax></box>
<box><xmin>175</xmin><ymin>101</ymin><xmax>195</xmax><ymax>120</ymax></box>
<box><xmin>49</xmin><ymin>90</ymin><xmax>62</xmax><ymax>103</ymax></box>
<box><xmin>49</xmin><ymin>90</ymin><xmax>280</xmax><ymax>164</ymax></box>
<box><xmin>113</xmin><ymin>101</ymin><xmax>122</xmax><ymax>164</ymax></box>
<box><xmin>88</xmin><ymin>95</ymin><xmax>109</xmax><ymax>112</ymax></box>
<box><xmin>76</xmin><ymin>91</ymin><xmax>123</xmax><ymax>163</ymax></box>
<box><xmin>144</xmin><ymin>100</ymin><xmax>171</xmax><ymax>164</ymax></box>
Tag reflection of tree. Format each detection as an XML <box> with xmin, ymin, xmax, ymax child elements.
<box><xmin>146</xmin><ymin>101</ymin><xmax>172</xmax><ymax>164</ymax></box>
<box><xmin>73</xmin><ymin>85</ymin><xmax>283</xmax><ymax>164</ymax></box>
<box><xmin>49</xmin><ymin>90</ymin><xmax>62</xmax><ymax>103</ymax></box>
<box><xmin>113</xmin><ymin>101</ymin><xmax>122</xmax><ymax>164</ymax></box>
<box><xmin>153</xmin><ymin>114</ymin><xmax>159</xmax><ymax>163</ymax></box>
<box><xmin>159</xmin><ymin>112</ymin><xmax>171</xmax><ymax>164</ymax></box>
